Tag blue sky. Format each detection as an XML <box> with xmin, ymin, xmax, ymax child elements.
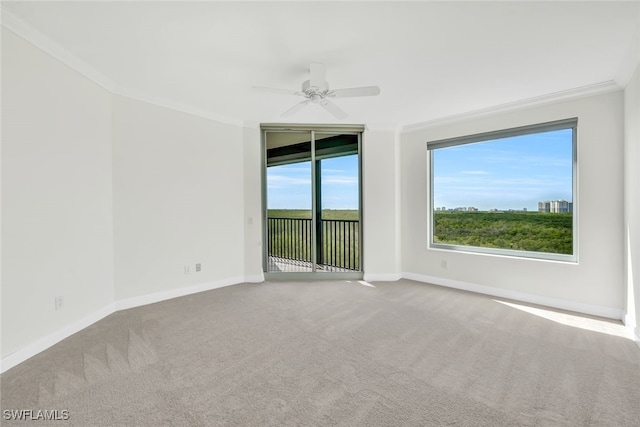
<box><xmin>267</xmin><ymin>129</ymin><xmax>572</xmax><ymax>211</ymax></box>
<box><xmin>267</xmin><ymin>155</ymin><xmax>359</xmax><ymax>209</ymax></box>
<box><xmin>433</xmin><ymin>129</ymin><xmax>573</xmax><ymax>211</ymax></box>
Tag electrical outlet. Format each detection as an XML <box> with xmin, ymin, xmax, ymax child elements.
<box><xmin>441</xmin><ymin>260</ymin><xmax>448</xmax><ymax>269</ymax></box>
<box><xmin>184</xmin><ymin>265</ymin><xmax>190</xmax><ymax>275</ymax></box>
<box><xmin>195</xmin><ymin>263</ymin><xmax>201</xmax><ymax>272</ymax></box>
<box><xmin>55</xmin><ymin>296</ymin><xmax>64</xmax><ymax>310</ymax></box>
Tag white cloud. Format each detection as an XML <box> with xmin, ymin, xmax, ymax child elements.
<box><xmin>460</xmin><ymin>170</ymin><xmax>490</xmax><ymax>175</ymax></box>
<box><xmin>322</xmin><ymin>176</ymin><xmax>358</xmax><ymax>185</ymax></box>
<box><xmin>267</xmin><ymin>174</ymin><xmax>311</xmax><ymax>188</ymax></box>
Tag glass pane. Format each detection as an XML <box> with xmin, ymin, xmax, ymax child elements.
<box><xmin>432</xmin><ymin>128</ymin><xmax>573</xmax><ymax>256</ymax></box>
<box><xmin>266</xmin><ymin>132</ymin><xmax>313</xmax><ymax>272</ymax></box>
<box><xmin>315</xmin><ymin>133</ymin><xmax>360</xmax><ymax>272</ymax></box>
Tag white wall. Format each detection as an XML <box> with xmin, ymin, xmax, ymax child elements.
<box><xmin>112</xmin><ymin>96</ymin><xmax>245</xmax><ymax>302</ymax></box>
<box><xmin>242</xmin><ymin>126</ymin><xmax>263</xmax><ymax>281</ymax></box>
<box><xmin>401</xmin><ymin>91</ymin><xmax>625</xmax><ymax>317</ymax></box>
<box><xmin>362</xmin><ymin>129</ymin><xmax>401</xmax><ymax>280</ymax></box>
<box><xmin>1</xmin><ymin>28</ymin><xmax>250</xmax><ymax>370</ymax></box>
<box><xmin>1</xmin><ymin>29</ymin><xmax>114</xmax><ymax>358</ymax></box>
<box><xmin>624</xmin><ymin>64</ymin><xmax>640</xmax><ymax>336</ymax></box>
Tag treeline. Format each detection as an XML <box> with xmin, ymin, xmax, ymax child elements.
<box><xmin>266</xmin><ymin>209</ymin><xmax>360</xmax><ymax>270</ymax></box>
<box><xmin>433</xmin><ymin>211</ymin><xmax>572</xmax><ymax>254</ymax></box>
<box><xmin>268</xmin><ymin>209</ymin><xmax>359</xmax><ymax>220</ymax></box>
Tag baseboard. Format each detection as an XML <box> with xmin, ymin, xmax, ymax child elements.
<box><xmin>0</xmin><ymin>303</ymin><xmax>115</xmax><ymax>374</ymax></box>
<box><xmin>624</xmin><ymin>313</ymin><xmax>639</xmax><ymax>347</ymax></box>
<box><xmin>363</xmin><ymin>273</ymin><xmax>402</xmax><ymax>282</ymax></box>
<box><xmin>115</xmin><ymin>277</ymin><xmax>246</xmax><ymax>311</ymax></box>
<box><xmin>402</xmin><ymin>272</ymin><xmax>624</xmax><ymax>320</ymax></box>
<box><xmin>244</xmin><ymin>273</ymin><xmax>265</xmax><ymax>283</ymax></box>
<box><xmin>2</xmin><ymin>272</ymin><xmax>630</xmax><ymax>374</ymax></box>
<box><xmin>623</xmin><ymin>312</ymin><xmax>637</xmax><ymax>329</ymax></box>
<box><xmin>2</xmin><ymin>276</ymin><xmax>249</xmax><ymax>374</ymax></box>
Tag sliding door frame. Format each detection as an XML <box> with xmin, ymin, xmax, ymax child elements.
<box><xmin>261</xmin><ymin>124</ymin><xmax>364</xmax><ymax>280</ymax></box>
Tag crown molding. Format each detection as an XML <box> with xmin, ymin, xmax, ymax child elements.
<box><xmin>400</xmin><ymin>80</ymin><xmax>622</xmax><ymax>133</ymax></box>
<box><xmin>615</xmin><ymin>28</ymin><xmax>640</xmax><ymax>88</ymax></box>
<box><xmin>241</xmin><ymin>121</ymin><xmax>400</xmax><ymax>132</ymax></box>
<box><xmin>1</xmin><ymin>9</ymin><xmax>244</xmax><ymax>128</ymax></box>
<box><xmin>112</xmin><ymin>88</ymin><xmax>244</xmax><ymax>127</ymax></box>
<box><xmin>364</xmin><ymin>123</ymin><xmax>400</xmax><ymax>132</ymax></box>
<box><xmin>3</xmin><ymin>7</ymin><xmax>635</xmax><ymax>135</ymax></box>
<box><xmin>242</xmin><ymin>121</ymin><xmax>262</xmax><ymax>129</ymax></box>
<box><xmin>2</xmin><ymin>9</ymin><xmax>117</xmax><ymax>93</ymax></box>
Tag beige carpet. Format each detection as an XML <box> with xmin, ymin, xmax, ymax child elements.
<box><xmin>2</xmin><ymin>279</ymin><xmax>639</xmax><ymax>426</ymax></box>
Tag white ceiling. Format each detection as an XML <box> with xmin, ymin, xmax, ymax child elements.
<box><xmin>2</xmin><ymin>1</ymin><xmax>639</xmax><ymax>128</ymax></box>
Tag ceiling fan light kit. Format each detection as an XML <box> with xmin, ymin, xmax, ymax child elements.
<box><xmin>253</xmin><ymin>63</ymin><xmax>380</xmax><ymax>119</ymax></box>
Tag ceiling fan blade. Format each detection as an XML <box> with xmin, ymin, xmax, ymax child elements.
<box><xmin>309</xmin><ymin>63</ymin><xmax>326</xmax><ymax>88</ymax></box>
<box><xmin>330</xmin><ymin>86</ymin><xmax>381</xmax><ymax>98</ymax></box>
<box><xmin>321</xmin><ymin>99</ymin><xmax>348</xmax><ymax>119</ymax></box>
<box><xmin>252</xmin><ymin>86</ymin><xmax>300</xmax><ymax>96</ymax></box>
<box><xmin>281</xmin><ymin>100</ymin><xmax>311</xmax><ymax>117</ymax></box>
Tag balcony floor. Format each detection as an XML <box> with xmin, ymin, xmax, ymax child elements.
<box><xmin>267</xmin><ymin>256</ymin><xmax>357</xmax><ymax>273</ymax></box>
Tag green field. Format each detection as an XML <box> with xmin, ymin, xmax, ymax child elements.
<box><xmin>268</xmin><ymin>209</ymin><xmax>359</xmax><ymax>220</ymax></box>
<box><xmin>266</xmin><ymin>209</ymin><xmax>571</xmax><ymax>263</ymax></box>
<box><xmin>433</xmin><ymin>211</ymin><xmax>573</xmax><ymax>254</ymax></box>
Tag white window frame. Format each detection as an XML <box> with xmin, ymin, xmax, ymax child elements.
<box><xmin>427</xmin><ymin>118</ymin><xmax>578</xmax><ymax>263</ymax></box>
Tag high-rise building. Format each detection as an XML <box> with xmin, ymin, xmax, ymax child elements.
<box><xmin>550</xmin><ymin>200</ymin><xmax>571</xmax><ymax>213</ymax></box>
<box><xmin>538</xmin><ymin>201</ymin><xmax>550</xmax><ymax>212</ymax></box>
<box><xmin>539</xmin><ymin>200</ymin><xmax>572</xmax><ymax>213</ymax></box>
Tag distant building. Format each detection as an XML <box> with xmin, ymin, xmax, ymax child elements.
<box><xmin>468</xmin><ymin>207</ymin><xmax>478</xmax><ymax>212</ymax></box>
<box><xmin>538</xmin><ymin>201</ymin><xmax>551</xmax><ymax>212</ymax></box>
<box><xmin>550</xmin><ymin>200</ymin><xmax>572</xmax><ymax>213</ymax></box>
<box><xmin>539</xmin><ymin>200</ymin><xmax>572</xmax><ymax>213</ymax></box>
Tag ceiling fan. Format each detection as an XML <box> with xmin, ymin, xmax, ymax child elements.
<box><xmin>253</xmin><ymin>63</ymin><xmax>380</xmax><ymax>119</ymax></box>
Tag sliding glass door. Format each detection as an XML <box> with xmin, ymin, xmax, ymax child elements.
<box><xmin>265</xmin><ymin>131</ymin><xmax>313</xmax><ymax>273</ymax></box>
<box><xmin>263</xmin><ymin>126</ymin><xmax>362</xmax><ymax>278</ymax></box>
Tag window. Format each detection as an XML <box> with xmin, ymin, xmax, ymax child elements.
<box><xmin>428</xmin><ymin>118</ymin><xmax>577</xmax><ymax>262</ymax></box>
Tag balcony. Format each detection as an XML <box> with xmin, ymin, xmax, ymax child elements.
<box><xmin>267</xmin><ymin>217</ymin><xmax>360</xmax><ymax>272</ymax></box>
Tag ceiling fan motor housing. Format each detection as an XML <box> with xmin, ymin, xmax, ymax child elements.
<box><xmin>302</xmin><ymin>79</ymin><xmax>329</xmax><ymax>91</ymax></box>
<box><xmin>302</xmin><ymin>79</ymin><xmax>331</xmax><ymax>103</ymax></box>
